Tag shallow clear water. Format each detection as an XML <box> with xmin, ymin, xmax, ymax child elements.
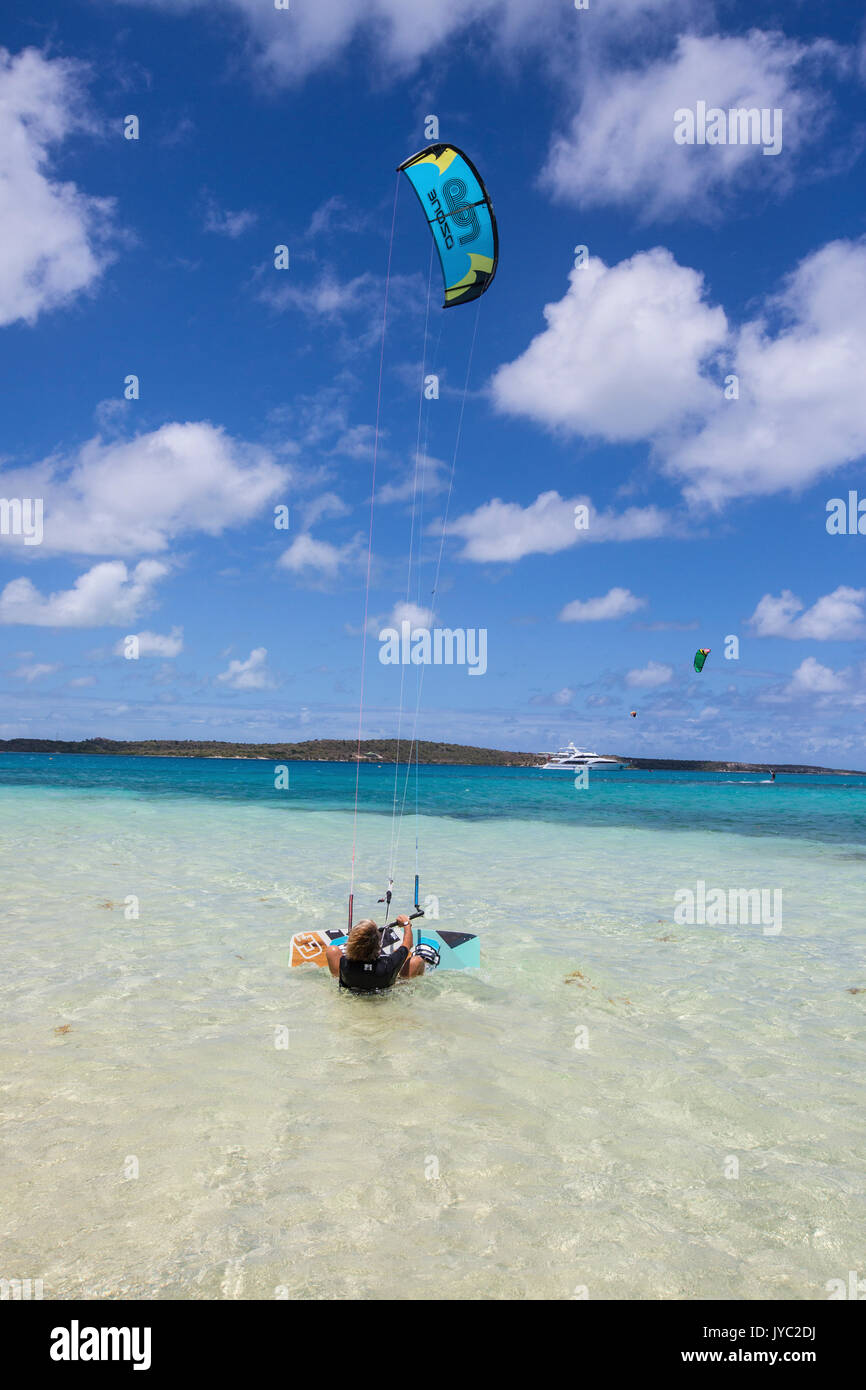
<box><xmin>1</xmin><ymin>755</ymin><xmax>864</xmax><ymax>1299</ymax></box>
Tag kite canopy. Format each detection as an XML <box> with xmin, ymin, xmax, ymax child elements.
<box><xmin>694</xmin><ymin>648</ymin><xmax>711</xmax><ymax>672</ymax></box>
<box><xmin>397</xmin><ymin>143</ymin><xmax>498</xmax><ymax>308</ymax></box>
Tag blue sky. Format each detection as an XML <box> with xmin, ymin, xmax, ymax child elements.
<box><xmin>1</xmin><ymin>0</ymin><xmax>865</xmax><ymax>763</ymax></box>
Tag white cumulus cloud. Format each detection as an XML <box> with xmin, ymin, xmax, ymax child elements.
<box><xmin>559</xmin><ymin>588</ymin><xmax>646</xmax><ymax>622</ymax></box>
<box><xmin>749</xmin><ymin>587</ymin><xmax>866</xmax><ymax>641</ymax></box>
<box><xmin>297</xmin><ymin>492</ymin><xmax>350</xmax><ymax>530</ymax></box>
<box><xmin>216</xmin><ymin>647</ymin><xmax>273</xmax><ymax>690</ymax></box>
<box><xmin>0</xmin><ymin>560</ymin><xmax>169</xmax><ymax>627</ymax></box>
<box><xmin>490</xmin><ymin>251</ymin><xmax>726</xmax><ymax>441</ymax></box>
<box><xmin>107</xmin><ymin>0</ymin><xmax>695</xmax><ymax>89</ymax></box>
<box><xmin>113</xmin><ymin>626</ymin><xmax>184</xmax><ymax>657</ymax></box>
<box><xmin>279</xmin><ymin>532</ymin><xmax>360</xmax><ymax>580</ymax></box>
<box><xmin>626</xmin><ymin>660</ymin><xmax>674</xmax><ymax>688</ymax></box>
<box><xmin>447</xmin><ymin>490</ymin><xmax>671</xmax><ymax>562</ymax></box>
<box><xmin>167</xmin><ymin>0</ymin><xmax>554</xmax><ymax>84</ymax></box>
<box><xmin>491</xmin><ymin>237</ymin><xmax>866</xmax><ymax>508</ymax></box>
<box><xmin>542</xmin><ymin>31</ymin><xmax>840</xmax><ymax>220</ymax></box>
<box><xmin>388</xmin><ymin>601</ymin><xmax>435</xmax><ymax>629</ymax></box>
<box><xmin>0</xmin><ymin>47</ymin><xmax>117</xmax><ymax>326</ymax></box>
<box><xmin>0</xmin><ymin>422</ymin><xmax>286</xmax><ymax>556</ymax></box>
<box><xmin>666</xmin><ymin>239</ymin><xmax>866</xmax><ymax>505</ymax></box>
<box><xmin>785</xmin><ymin>657</ymin><xmax>849</xmax><ymax>696</ymax></box>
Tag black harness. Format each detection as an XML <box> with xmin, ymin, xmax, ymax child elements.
<box><xmin>338</xmin><ymin>901</ymin><xmax>427</xmax><ymax>993</ymax></box>
<box><xmin>338</xmin><ymin>951</ymin><xmax>400</xmax><ymax>993</ymax></box>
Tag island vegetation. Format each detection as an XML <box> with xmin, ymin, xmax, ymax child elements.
<box><xmin>0</xmin><ymin>737</ymin><xmax>861</xmax><ymax>774</ymax></box>
<box><xmin>0</xmin><ymin>737</ymin><xmax>540</xmax><ymax>765</ymax></box>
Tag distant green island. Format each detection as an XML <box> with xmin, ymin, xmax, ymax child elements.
<box><xmin>0</xmin><ymin>737</ymin><xmax>538</xmax><ymax>766</ymax></box>
<box><xmin>0</xmin><ymin>737</ymin><xmax>861</xmax><ymax>775</ymax></box>
<box><xmin>623</xmin><ymin>756</ymin><xmax>864</xmax><ymax>775</ymax></box>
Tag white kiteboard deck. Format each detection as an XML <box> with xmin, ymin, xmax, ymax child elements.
<box><xmin>289</xmin><ymin>923</ymin><xmax>480</xmax><ymax>973</ymax></box>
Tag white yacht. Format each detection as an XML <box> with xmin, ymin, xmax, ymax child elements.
<box><xmin>540</xmin><ymin>742</ymin><xmax>625</xmax><ymax>770</ymax></box>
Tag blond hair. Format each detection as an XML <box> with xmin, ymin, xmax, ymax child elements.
<box><xmin>345</xmin><ymin>919</ymin><xmax>381</xmax><ymax>962</ymax></box>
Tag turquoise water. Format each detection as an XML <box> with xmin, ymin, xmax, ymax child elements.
<box><xmin>1</xmin><ymin>754</ymin><xmax>864</xmax><ymax>1300</ymax></box>
<box><xmin>4</xmin><ymin>751</ymin><xmax>866</xmax><ymax>838</ymax></box>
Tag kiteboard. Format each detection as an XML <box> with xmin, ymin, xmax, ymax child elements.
<box><xmin>289</xmin><ymin>923</ymin><xmax>480</xmax><ymax>973</ymax></box>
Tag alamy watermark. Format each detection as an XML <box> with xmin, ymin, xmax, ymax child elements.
<box><xmin>674</xmin><ymin>102</ymin><xmax>783</xmax><ymax>156</ymax></box>
<box><xmin>826</xmin><ymin>1271</ymin><xmax>866</xmax><ymax>1299</ymax></box>
<box><xmin>674</xmin><ymin>880</ymin><xmax>782</xmax><ymax>935</ymax></box>
<box><xmin>826</xmin><ymin>493</ymin><xmax>866</xmax><ymax>534</ymax></box>
<box><xmin>378</xmin><ymin>620</ymin><xmax>487</xmax><ymax>676</ymax></box>
<box><xmin>0</xmin><ymin>498</ymin><xmax>43</xmax><ymax>545</ymax></box>
<box><xmin>50</xmin><ymin>1322</ymin><xmax>151</xmax><ymax>1370</ymax></box>
<box><xmin>0</xmin><ymin>1277</ymin><xmax>43</xmax><ymax>1299</ymax></box>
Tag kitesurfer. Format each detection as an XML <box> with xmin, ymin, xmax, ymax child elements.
<box><xmin>326</xmin><ymin>914</ymin><xmax>429</xmax><ymax>992</ymax></box>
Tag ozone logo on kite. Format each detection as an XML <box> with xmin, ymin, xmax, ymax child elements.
<box><xmin>398</xmin><ymin>144</ymin><xmax>498</xmax><ymax>308</ymax></box>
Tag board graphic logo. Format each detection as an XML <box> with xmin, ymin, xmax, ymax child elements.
<box><xmin>293</xmin><ymin>933</ymin><xmax>322</xmax><ymax>960</ymax></box>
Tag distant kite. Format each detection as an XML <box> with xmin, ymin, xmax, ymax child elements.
<box><xmin>397</xmin><ymin>144</ymin><xmax>498</xmax><ymax>308</ymax></box>
<box><xmin>694</xmin><ymin>648</ymin><xmax>711</xmax><ymax>673</ymax></box>
<box><xmin>630</xmin><ymin>710</ymin><xmax>637</xmax><ymax>718</ymax></box>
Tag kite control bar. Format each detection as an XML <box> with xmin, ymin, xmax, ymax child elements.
<box><xmin>382</xmin><ymin>907</ymin><xmax>425</xmax><ymax>933</ymax></box>
<box><xmin>382</xmin><ymin>872</ymin><xmax>425</xmax><ymax>933</ymax></box>
<box><xmin>383</xmin><ymin>872</ymin><xmax>425</xmax><ymax>934</ymax></box>
<box><xmin>347</xmin><ymin>874</ymin><xmax>424</xmax><ymax>935</ymax></box>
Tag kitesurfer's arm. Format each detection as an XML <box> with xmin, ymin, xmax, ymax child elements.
<box><xmin>325</xmin><ymin>943</ymin><xmax>343</xmax><ymax>977</ymax></box>
<box><xmin>396</xmin><ymin>913</ymin><xmax>413</xmax><ymax>953</ymax></box>
<box><xmin>395</xmin><ymin>914</ymin><xmax>426</xmax><ymax>977</ymax></box>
